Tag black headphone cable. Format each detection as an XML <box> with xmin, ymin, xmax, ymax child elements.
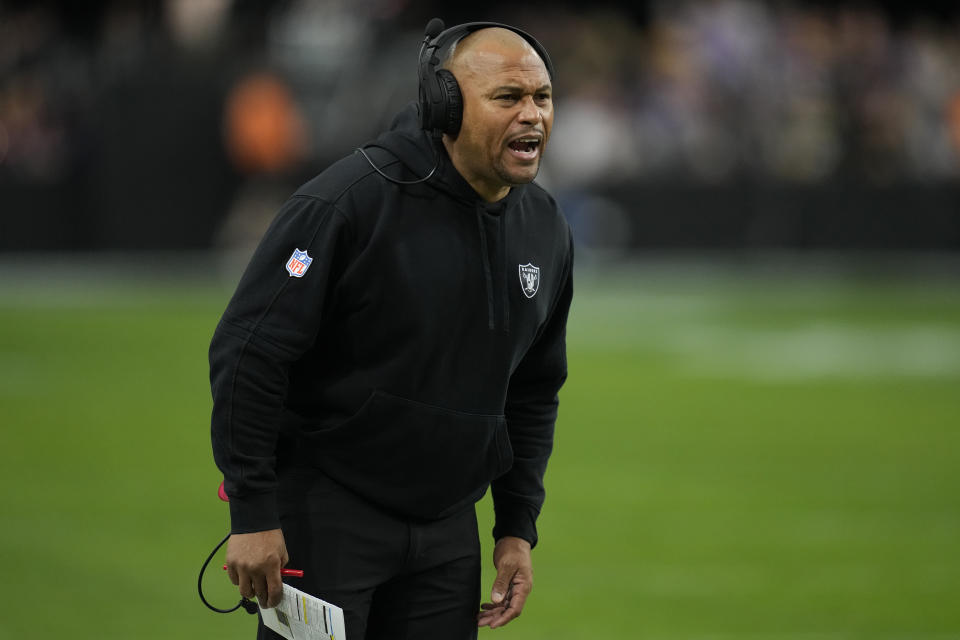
<box><xmin>355</xmin><ymin>137</ymin><xmax>441</xmax><ymax>185</ymax></box>
<box><xmin>197</xmin><ymin>532</ymin><xmax>259</xmax><ymax>615</ymax></box>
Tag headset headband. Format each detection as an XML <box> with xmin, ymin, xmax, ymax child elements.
<box><xmin>419</xmin><ymin>21</ymin><xmax>555</xmax><ymax>82</ymax></box>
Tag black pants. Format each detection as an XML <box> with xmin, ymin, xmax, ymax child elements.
<box><xmin>257</xmin><ymin>465</ymin><xmax>481</xmax><ymax>640</ymax></box>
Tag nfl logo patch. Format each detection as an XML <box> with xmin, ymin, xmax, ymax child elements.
<box><xmin>285</xmin><ymin>248</ymin><xmax>313</xmax><ymax>278</ymax></box>
<box><xmin>519</xmin><ymin>263</ymin><xmax>540</xmax><ymax>298</ymax></box>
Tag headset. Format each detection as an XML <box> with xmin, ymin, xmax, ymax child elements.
<box><xmin>357</xmin><ymin>18</ymin><xmax>554</xmax><ymax>185</ymax></box>
<box><xmin>418</xmin><ymin>18</ymin><xmax>555</xmax><ymax>137</ymax></box>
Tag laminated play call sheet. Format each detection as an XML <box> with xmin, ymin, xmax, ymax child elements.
<box><xmin>259</xmin><ymin>583</ymin><xmax>346</xmax><ymax>640</ymax></box>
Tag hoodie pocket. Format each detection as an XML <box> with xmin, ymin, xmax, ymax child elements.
<box><xmin>303</xmin><ymin>390</ymin><xmax>513</xmax><ymax>519</ymax></box>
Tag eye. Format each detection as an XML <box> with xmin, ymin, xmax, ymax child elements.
<box><xmin>496</xmin><ymin>94</ymin><xmax>518</xmax><ymax>102</ymax></box>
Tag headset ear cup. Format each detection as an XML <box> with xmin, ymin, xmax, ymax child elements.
<box><xmin>418</xmin><ymin>83</ymin><xmax>432</xmax><ymax>130</ymax></box>
<box><xmin>436</xmin><ymin>69</ymin><xmax>463</xmax><ymax>136</ymax></box>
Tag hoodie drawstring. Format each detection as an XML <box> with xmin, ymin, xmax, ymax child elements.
<box><xmin>476</xmin><ymin>204</ymin><xmax>511</xmax><ymax>333</ymax></box>
<box><xmin>476</xmin><ymin>206</ymin><xmax>496</xmax><ymax>331</ymax></box>
<box><xmin>500</xmin><ymin>214</ymin><xmax>510</xmax><ymax>330</ymax></box>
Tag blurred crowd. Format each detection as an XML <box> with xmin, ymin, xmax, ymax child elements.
<box><xmin>543</xmin><ymin>1</ymin><xmax>960</xmax><ymax>187</ymax></box>
<box><xmin>1</xmin><ymin>0</ymin><xmax>959</xmax><ymax>250</ymax></box>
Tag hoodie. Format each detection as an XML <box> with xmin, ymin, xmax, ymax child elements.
<box><xmin>209</xmin><ymin>103</ymin><xmax>573</xmax><ymax>547</ymax></box>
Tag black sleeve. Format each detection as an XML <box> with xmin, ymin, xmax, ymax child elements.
<box><xmin>492</xmin><ymin>233</ymin><xmax>573</xmax><ymax>548</ymax></box>
<box><xmin>209</xmin><ymin>195</ymin><xmax>350</xmax><ymax>534</ymax></box>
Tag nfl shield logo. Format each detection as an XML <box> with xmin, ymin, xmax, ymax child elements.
<box><xmin>518</xmin><ymin>263</ymin><xmax>540</xmax><ymax>298</ymax></box>
<box><xmin>285</xmin><ymin>248</ymin><xmax>313</xmax><ymax>278</ymax></box>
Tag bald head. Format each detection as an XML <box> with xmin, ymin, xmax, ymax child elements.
<box><xmin>443</xmin><ymin>27</ymin><xmax>548</xmax><ymax>81</ymax></box>
<box><xmin>438</xmin><ymin>25</ymin><xmax>554</xmax><ymax>202</ymax></box>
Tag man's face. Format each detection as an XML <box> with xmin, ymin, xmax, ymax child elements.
<box><xmin>444</xmin><ymin>39</ymin><xmax>553</xmax><ymax>201</ymax></box>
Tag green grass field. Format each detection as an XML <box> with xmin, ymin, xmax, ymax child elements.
<box><xmin>1</xmin><ymin>258</ymin><xmax>958</xmax><ymax>639</ymax></box>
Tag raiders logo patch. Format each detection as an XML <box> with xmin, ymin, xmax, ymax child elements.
<box><xmin>519</xmin><ymin>263</ymin><xmax>540</xmax><ymax>298</ymax></box>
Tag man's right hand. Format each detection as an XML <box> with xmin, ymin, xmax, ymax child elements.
<box><xmin>224</xmin><ymin>529</ymin><xmax>289</xmax><ymax>608</ymax></box>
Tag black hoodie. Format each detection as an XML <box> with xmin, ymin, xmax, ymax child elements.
<box><xmin>210</xmin><ymin>103</ymin><xmax>573</xmax><ymax>547</ymax></box>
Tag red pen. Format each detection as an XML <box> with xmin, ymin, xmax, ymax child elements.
<box><xmin>223</xmin><ymin>564</ymin><xmax>304</xmax><ymax>578</ymax></box>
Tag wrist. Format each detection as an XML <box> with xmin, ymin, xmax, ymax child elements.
<box><xmin>495</xmin><ymin>535</ymin><xmax>532</xmax><ymax>551</ymax></box>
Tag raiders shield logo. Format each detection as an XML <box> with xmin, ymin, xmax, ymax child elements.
<box><xmin>519</xmin><ymin>263</ymin><xmax>540</xmax><ymax>298</ymax></box>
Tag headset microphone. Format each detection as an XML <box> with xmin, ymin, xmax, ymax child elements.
<box><xmin>424</xmin><ymin>17</ymin><xmax>445</xmax><ymax>41</ymax></box>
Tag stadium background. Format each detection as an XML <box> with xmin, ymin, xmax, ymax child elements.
<box><xmin>1</xmin><ymin>1</ymin><xmax>958</xmax><ymax>638</ymax></box>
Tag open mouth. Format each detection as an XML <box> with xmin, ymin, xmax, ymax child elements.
<box><xmin>507</xmin><ymin>137</ymin><xmax>541</xmax><ymax>159</ymax></box>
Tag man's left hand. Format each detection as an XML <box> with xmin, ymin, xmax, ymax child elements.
<box><xmin>477</xmin><ymin>536</ymin><xmax>533</xmax><ymax>629</ymax></box>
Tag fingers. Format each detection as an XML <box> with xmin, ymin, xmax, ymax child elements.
<box><xmin>251</xmin><ymin>573</ymin><xmax>269</xmax><ymax>605</ymax></box>
<box><xmin>477</xmin><ymin>587</ymin><xmax>511</xmax><ymax>626</ymax></box>
<box><xmin>491</xmin><ymin>568</ymin><xmax>512</xmax><ymax>605</ymax></box>
<box><xmin>237</xmin><ymin>572</ymin><xmax>255</xmax><ymax>600</ymax></box>
<box><xmin>490</xmin><ymin>549</ymin><xmax>521</xmax><ymax>605</ymax></box>
<box><xmin>477</xmin><ymin>601</ymin><xmax>520</xmax><ymax>627</ymax></box>
<box><xmin>265</xmin><ymin>562</ymin><xmax>284</xmax><ymax>608</ymax></box>
<box><xmin>503</xmin><ymin>582</ymin><xmax>529</xmax><ymax>624</ymax></box>
<box><xmin>477</xmin><ymin>582</ymin><xmax>530</xmax><ymax>628</ymax></box>
<box><xmin>265</xmin><ymin>546</ymin><xmax>290</xmax><ymax>608</ymax></box>
<box><xmin>224</xmin><ymin>529</ymin><xmax>288</xmax><ymax>609</ymax></box>
<box><xmin>231</xmin><ymin>558</ymin><xmax>280</xmax><ymax>607</ymax></box>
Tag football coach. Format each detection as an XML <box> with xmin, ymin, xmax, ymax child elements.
<box><xmin>210</xmin><ymin>18</ymin><xmax>573</xmax><ymax>639</ymax></box>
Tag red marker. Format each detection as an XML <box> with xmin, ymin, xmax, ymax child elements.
<box><xmin>223</xmin><ymin>565</ymin><xmax>304</xmax><ymax>578</ymax></box>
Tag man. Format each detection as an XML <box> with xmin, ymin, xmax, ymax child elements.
<box><xmin>210</xmin><ymin>21</ymin><xmax>572</xmax><ymax>639</ymax></box>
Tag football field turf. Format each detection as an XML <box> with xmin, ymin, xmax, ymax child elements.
<box><xmin>1</xmin><ymin>257</ymin><xmax>958</xmax><ymax>639</ymax></box>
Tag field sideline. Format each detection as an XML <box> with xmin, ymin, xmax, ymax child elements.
<box><xmin>1</xmin><ymin>256</ymin><xmax>958</xmax><ymax>639</ymax></box>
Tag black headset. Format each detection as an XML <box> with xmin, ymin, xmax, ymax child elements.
<box><xmin>417</xmin><ymin>18</ymin><xmax>555</xmax><ymax>136</ymax></box>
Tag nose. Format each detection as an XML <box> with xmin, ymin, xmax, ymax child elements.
<box><xmin>517</xmin><ymin>95</ymin><xmax>543</xmax><ymax>125</ymax></box>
